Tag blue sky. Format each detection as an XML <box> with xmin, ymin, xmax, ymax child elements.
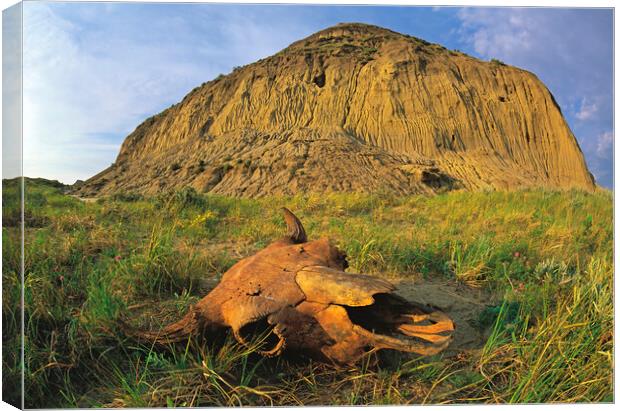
<box><xmin>13</xmin><ymin>2</ymin><xmax>614</xmax><ymax>188</ymax></box>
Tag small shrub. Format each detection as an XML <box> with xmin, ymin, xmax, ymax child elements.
<box><xmin>532</xmin><ymin>258</ymin><xmax>571</xmax><ymax>282</ymax></box>
<box><xmin>189</xmin><ymin>210</ymin><xmax>220</xmax><ymax>234</ymax></box>
<box><xmin>111</xmin><ymin>192</ymin><xmax>143</xmax><ymax>202</ymax></box>
<box><xmin>197</xmin><ymin>159</ymin><xmax>206</xmax><ymax>173</ymax></box>
<box><xmin>173</xmin><ymin>186</ymin><xmax>205</xmax><ymax>209</ymax></box>
<box><xmin>477</xmin><ymin>301</ymin><xmax>522</xmax><ymax>331</ymax></box>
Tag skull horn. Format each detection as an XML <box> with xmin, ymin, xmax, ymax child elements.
<box><xmin>282</xmin><ymin>207</ymin><xmax>307</xmax><ymax>243</ymax></box>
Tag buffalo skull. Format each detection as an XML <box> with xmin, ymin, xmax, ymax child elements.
<box><xmin>128</xmin><ymin>208</ymin><xmax>454</xmax><ymax>364</ymax></box>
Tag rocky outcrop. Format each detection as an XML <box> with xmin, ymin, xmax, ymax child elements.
<box><xmin>75</xmin><ymin>23</ymin><xmax>595</xmax><ymax>197</ymax></box>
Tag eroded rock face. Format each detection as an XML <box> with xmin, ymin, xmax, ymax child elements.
<box><xmin>76</xmin><ymin>23</ymin><xmax>595</xmax><ymax>197</ymax></box>
<box><xmin>126</xmin><ymin>209</ymin><xmax>455</xmax><ymax>365</ymax></box>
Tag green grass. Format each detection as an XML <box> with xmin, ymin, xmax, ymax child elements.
<box><xmin>2</xmin><ymin>178</ymin><xmax>613</xmax><ymax>406</ymax></box>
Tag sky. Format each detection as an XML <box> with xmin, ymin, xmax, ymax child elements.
<box><xmin>4</xmin><ymin>1</ymin><xmax>614</xmax><ymax>188</ymax></box>
<box><xmin>2</xmin><ymin>3</ymin><xmax>21</xmax><ymax>180</ymax></box>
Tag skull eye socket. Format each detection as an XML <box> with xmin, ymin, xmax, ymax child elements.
<box><xmin>329</xmin><ymin>247</ymin><xmax>349</xmax><ymax>270</ymax></box>
<box><xmin>236</xmin><ymin>318</ymin><xmax>285</xmax><ymax>356</ymax></box>
<box><xmin>338</xmin><ymin>250</ymin><xmax>349</xmax><ymax>270</ymax></box>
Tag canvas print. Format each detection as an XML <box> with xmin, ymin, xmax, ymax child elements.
<box><xmin>1</xmin><ymin>0</ymin><xmax>614</xmax><ymax>408</ymax></box>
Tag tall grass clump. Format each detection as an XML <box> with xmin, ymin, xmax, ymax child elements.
<box><xmin>443</xmin><ymin>257</ymin><xmax>613</xmax><ymax>403</ymax></box>
<box><xmin>445</xmin><ymin>236</ymin><xmax>494</xmax><ymax>287</ymax></box>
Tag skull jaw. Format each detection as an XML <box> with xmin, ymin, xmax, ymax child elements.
<box><xmin>312</xmin><ymin>296</ymin><xmax>455</xmax><ymax>365</ymax></box>
<box><xmin>230</xmin><ymin>293</ymin><xmax>454</xmax><ymax>365</ymax></box>
<box><xmin>319</xmin><ymin>324</ymin><xmax>452</xmax><ymax>365</ymax></box>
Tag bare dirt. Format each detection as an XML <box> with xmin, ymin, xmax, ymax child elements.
<box><xmin>394</xmin><ymin>278</ymin><xmax>494</xmax><ymax>354</ymax></box>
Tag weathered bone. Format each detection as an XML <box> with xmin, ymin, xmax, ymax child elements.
<box><xmin>124</xmin><ymin>208</ymin><xmax>455</xmax><ymax>364</ymax></box>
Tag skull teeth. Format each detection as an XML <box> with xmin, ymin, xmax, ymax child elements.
<box><xmin>398</xmin><ymin>318</ymin><xmax>455</xmax><ymax>334</ymax></box>
<box><xmin>397</xmin><ymin>324</ymin><xmax>452</xmax><ymax>344</ymax></box>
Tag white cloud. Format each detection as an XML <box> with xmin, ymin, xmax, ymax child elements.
<box><xmin>454</xmin><ymin>8</ymin><xmax>611</xmax><ymax>103</ymax></box>
<box><xmin>22</xmin><ymin>4</ymin><xmax>204</xmax><ymax>183</ymax></box>
<box><xmin>595</xmin><ymin>131</ymin><xmax>613</xmax><ymax>158</ymax></box>
<box><xmin>575</xmin><ymin>98</ymin><xmax>599</xmax><ymax>121</ymax></box>
<box><xmin>457</xmin><ymin>8</ymin><xmax>533</xmax><ymax>60</ymax></box>
<box><xmin>20</xmin><ymin>2</ymin><xmax>312</xmax><ymax>184</ymax></box>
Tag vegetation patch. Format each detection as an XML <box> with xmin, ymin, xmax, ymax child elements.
<box><xmin>2</xmin><ymin>179</ymin><xmax>613</xmax><ymax>406</ymax></box>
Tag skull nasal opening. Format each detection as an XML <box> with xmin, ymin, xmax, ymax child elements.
<box><xmin>237</xmin><ymin>318</ymin><xmax>285</xmax><ymax>355</ymax></box>
<box><xmin>344</xmin><ymin>293</ymin><xmax>398</xmax><ymax>335</ymax></box>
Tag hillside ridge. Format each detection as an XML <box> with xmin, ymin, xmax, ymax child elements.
<box><xmin>75</xmin><ymin>22</ymin><xmax>595</xmax><ymax>197</ymax></box>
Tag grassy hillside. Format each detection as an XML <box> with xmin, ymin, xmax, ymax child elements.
<box><xmin>2</xmin><ymin>179</ymin><xmax>613</xmax><ymax>406</ymax></box>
